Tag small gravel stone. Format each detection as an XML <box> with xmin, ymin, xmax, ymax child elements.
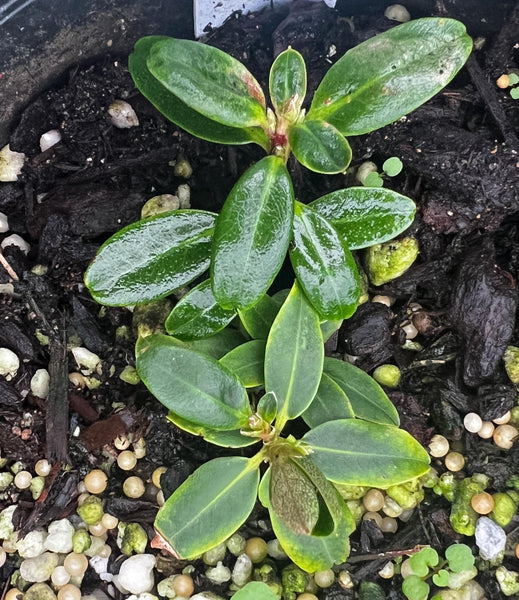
<box><xmin>0</xmin><ymin>348</ymin><xmax>19</xmax><ymax>380</ymax></box>
<box><xmin>475</xmin><ymin>516</ymin><xmax>506</xmax><ymax>560</ymax></box>
<box><xmin>90</xmin><ymin>554</ymin><xmax>112</xmax><ymax>582</ymax></box>
<box><xmin>0</xmin><ymin>505</ymin><xmax>17</xmax><ymax>538</ymax></box>
<box><xmin>16</xmin><ymin>530</ymin><xmax>47</xmax><ymax>558</ymax></box>
<box><xmin>30</xmin><ymin>369</ymin><xmax>51</xmax><ymax>399</ymax></box>
<box><xmin>206</xmin><ymin>561</ymin><xmax>232</xmax><ymax>584</ymax></box>
<box><xmin>44</xmin><ymin>518</ymin><xmax>74</xmax><ymax>553</ymax></box>
<box><xmin>108</xmin><ymin>100</ymin><xmax>139</xmax><ymax>128</ymax></box>
<box><xmin>0</xmin><ymin>211</ymin><xmax>8</xmax><ymax>232</ymax></box>
<box><xmin>20</xmin><ymin>551</ymin><xmax>59</xmax><ymax>582</ymax></box>
<box><xmin>232</xmin><ymin>552</ymin><xmax>253</xmax><ymax>587</ymax></box>
<box><xmin>115</xmin><ymin>554</ymin><xmax>156</xmax><ymax>594</ymax></box>
<box><xmin>1</xmin><ymin>233</ymin><xmax>30</xmax><ymax>254</ymax></box>
<box><xmin>24</xmin><ymin>582</ymin><xmax>57</xmax><ymax>600</ymax></box>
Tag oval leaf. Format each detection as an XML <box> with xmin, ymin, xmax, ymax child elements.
<box><xmin>85</xmin><ymin>210</ymin><xmax>215</xmax><ymax>307</ymax></box>
<box><xmin>265</xmin><ymin>282</ymin><xmax>324</xmax><ymax>429</ymax></box>
<box><xmin>147</xmin><ymin>38</ymin><xmax>268</xmax><ymax>129</ymax></box>
<box><xmin>288</xmin><ymin>119</ymin><xmax>352</xmax><ymax>174</ymax></box>
<box><xmin>257</xmin><ymin>391</ymin><xmax>277</xmax><ymax>424</ymax></box>
<box><xmin>323</xmin><ymin>357</ymin><xmax>399</xmax><ymax>425</ymax></box>
<box><xmin>269</xmin><ymin>48</ymin><xmax>307</xmax><ymax>117</ymax></box>
<box><xmin>238</xmin><ymin>294</ymin><xmax>280</xmax><ymax>340</ymax></box>
<box><xmin>165</xmin><ymin>280</ymin><xmax>236</xmax><ymax>340</ymax></box>
<box><xmin>155</xmin><ymin>456</ymin><xmax>260</xmax><ymax>559</ymax></box>
<box><xmin>321</xmin><ymin>319</ymin><xmax>343</xmax><ymax>342</ymax></box>
<box><xmin>303</xmin><ymin>419</ymin><xmax>431</xmax><ymax>487</ymax></box>
<box><xmin>290</xmin><ymin>202</ymin><xmax>360</xmax><ymax>320</ymax></box>
<box><xmin>166</xmin><ymin>412</ymin><xmax>258</xmax><ymax>448</ymax></box>
<box><xmin>212</xmin><ymin>156</ymin><xmax>294</xmax><ymax>310</ymax></box>
<box><xmin>219</xmin><ymin>340</ymin><xmax>266</xmax><ymax>388</ymax></box>
<box><xmin>308</xmin><ymin>18</ymin><xmax>472</xmax><ymax>134</ymax></box>
<box><xmin>302</xmin><ymin>372</ymin><xmax>354</xmax><ymax>428</ymax></box>
<box><xmin>310</xmin><ymin>187</ymin><xmax>416</xmax><ymax>249</ymax></box>
<box><xmin>260</xmin><ymin>467</ymin><xmax>355</xmax><ymax>572</ymax></box>
<box><xmin>136</xmin><ymin>334</ymin><xmax>251</xmax><ymax>430</ymax></box>
<box><xmin>129</xmin><ymin>37</ymin><xmax>269</xmax><ymax>148</ymax></box>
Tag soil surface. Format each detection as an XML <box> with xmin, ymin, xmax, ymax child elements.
<box><xmin>1</xmin><ymin>1</ymin><xmax>519</xmax><ymax>598</ymax></box>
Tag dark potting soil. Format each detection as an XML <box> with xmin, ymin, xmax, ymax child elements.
<box><xmin>1</xmin><ymin>0</ymin><xmax>519</xmax><ymax>597</ymax></box>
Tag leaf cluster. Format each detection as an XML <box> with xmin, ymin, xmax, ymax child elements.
<box><xmin>402</xmin><ymin>544</ymin><xmax>476</xmax><ymax>600</ymax></box>
<box><xmin>137</xmin><ymin>281</ymin><xmax>430</xmax><ymax>572</ymax></box>
<box><xmin>85</xmin><ymin>19</ymin><xmax>471</xmax><ymax>321</ymax></box>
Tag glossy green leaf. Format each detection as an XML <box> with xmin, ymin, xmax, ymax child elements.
<box><xmin>288</xmin><ymin>120</ymin><xmax>352</xmax><ymax>174</ymax></box>
<box><xmin>269</xmin><ymin>48</ymin><xmax>307</xmax><ymax>117</ymax></box>
<box><xmin>257</xmin><ymin>391</ymin><xmax>277</xmax><ymax>424</ymax></box>
<box><xmin>259</xmin><ymin>466</ymin><xmax>355</xmax><ymax>571</ymax></box>
<box><xmin>309</xmin><ymin>18</ymin><xmax>472</xmax><ymax>134</ymax></box>
<box><xmin>128</xmin><ymin>37</ymin><xmax>269</xmax><ymax>148</ymax></box>
<box><xmin>166</xmin><ymin>412</ymin><xmax>258</xmax><ymax>448</ymax></box>
<box><xmin>155</xmin><ymin>456</ymin><xmax>260</xmax><ymax>559</ymax></box>
<box><xmin>238</xmin><ymin>294</ymin><xmax>280</xmax><ymax>339</ymax></box>
<box><xmin>232</xmin><ymin>582</ymin><xmax>280</xmax><ymax>600</ymax></box>
<box><xmin>165</xmin><ymin>280</ymin><xmax>236</xmax><ymax>340</ymax></box>
<box><xmin>323</xmin><ymin>357</ymin><xmax>399</xmax><ymax>425</ymax></box>
<box><xmin>271</xmin><ymin>288</ymin><xmax>290</xmax><ymax>308</ymax></box>
<box><xmin>212</xmin><ymin>156</ymin><xmax>294</xmax><ymax>309</ymax></box>
<box><xmin>147</xmin><ymin>37</ymin><xmax>268</xmax><ymax>130</ymax></box>
<box><xmin>219</xmin><ymin>340</ymin><xmax>266</xmax><ymax>388</ymax></box>
<box><xmin>310</xmin><ymin>187</ymin><xmax>416</xmax><ymax>250</ymax></box>
<box><xmin>302</xmin><ymin>372</ymin><xmax>354</xmax><ymax>428</ymax></box>
<box><xmin>187</xmin><ymin>327</ymin><xmax>246</xmax><ymax>359</ymax></box>
<box><xmin>320</xmin><ymin>319</ymin><xmax>343</xmax><ymax>342</ymax></box>
<box><xmin>136</xmin><ymin>334</ymin><xmax>251</xmax><ymax>430</ymax></box>
<box><xmin>303</xmin><ymin>419</ymin><xmax>431</xmax><ymax>487</ymax></box>
<box><xmin>85</xmin><ymin>211</ymin><xmax>215</xmax><ymax>307</ymax></box>
<box><xmin>265</xmin><ymin>282</ymin><xmax>324</xmax><ymax>429</ymax></box>
<box><xmin>290</xmin><ymin>201</ymin><xmax>360</xmax><ymax>320</ymax></box>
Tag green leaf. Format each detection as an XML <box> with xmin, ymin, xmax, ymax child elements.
<box><xmin>165</xmin><ymin>279</ymin><xmax>236</xmax><ymax>340</ymax></box>
<box><xmin>321</xmin><ymin>319</ymin><xmax>343</xmax><ymax>342</ymax></box>
<box><xmin>288</xmin><ymin>120</ymin><xmax>352</xmax><ymax>174</ymax></box>
<box><xmin>212</xmin><ymin>156</ymin><xmax>294</xmax><ymax>310</ymax></box>
<box><xmin>302</xmin><ymin>372</ymin><xmax>354</xmax><ymax>428</ymax></box>
<box><xmin>166</xmin><ymin>412</ymin><xmax>258</xmax><ymax>448</ymax></box>
<box><xmin>510</xmin><ymin>87</ymin><xmax>519</xmax><ymax>100</ymax></box>
<box><xmin>231</xmin><ymin>582</ymin><xmax>280</xmax><ymax>600</ymax></box>
<box><xmin>323</xmin><ymin>357</ymin><xmax>400</xmax><ymax>425</ymax></box>
<box><xmin>85</xmin><ymin>210</ymin><xmax>215</xmax><ymax>307</ymax></box>
<box><xmin>432</xmin><ymin>569</ymin><xmax>450</xmax><ymax>587</ymax></box>
<box><xmin>290</xmin><ymin>201</ymin><xmax>360</xmax><ymax>320</ymax></box>
<box><xmin>155</xmin><ymin>456</ymin><xmax>260</xmax><ymax>559</ymax></box>
<box><xmin>303</xmin><ymin>419</ymin><xmax>430</xmax><ymax>487</ymax></box>
<box><xmin>220</xmin><ymin>340</ymin><xmax>266</xmax><ymax>387</ymax></box>
<box><xmin>363</xmin><ymin>172</ymin><xmax>384</xmax><ymax>187</ymax></box>
<box><xmin>265</xmin><ymin>282</ymin><xmax>324</xmax><ymax>429</ymax></box>
<box><xmin>308</xmin><ymin>18</ymin><xmax>472</xmax><ymax>135</ymax></box>
<box><xmin>310</xmin><ymin>187</ymin><xmax>416</xmax><ymax>250</ymax></box>
<box><xmin>269</xmin><ymin>48</ymin><xmax>307</xmax><ymax>117</ymax></box>
<box><xmin>260</xmin><ymin>467</ymin><xmax>355</xmax><ymax>571</ymax></box>
<box><xmin>186</xmin><ymin>327</ymin><xmax>245</xmax><ymax>359</ymax></box>
<box><xmin>509</xmin><ymin>73</ymin><xmax>519</xmax><ymax>85</ymax></box>
<box><xmin>257</xmin><ymin>391</ymin><xmax>277</xmax><ymax>424</ymax></box>
<box><xmin>147</xmin><ymin>38</ymin><xmax>268</xmax><ymax>130</ymax></box>
<box><xmin>383</xmin><ymin>156</ymin><xmax>403</xmax><ymax>176</ymax></box>
<box><xmin>128</xmin><ymin>37</ymin><xmax>269</xmax><ymax>148</ymax></box>
<box><xmin>136</xmin><ymin>334</ymin><xmax>251</xmax><ymax>430</ymax></box>
<box><xmin>402</xmin><ymin>575</ymin><xmax>430</xmax><ymax>600</ymax></box>
<box><xmin>409</xmin><ymin>547</ymin><xmax>439</xmax><ymax>576</ymax></box>
<box><xmin>445</xmin><ymin>543</ymin><xmax>474</xmax><ymax>573</ymax></box>
<box><xmin>238</xmin><ymin>294</ymin><xmax>280</xmax><ymax>339</ymax></box>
